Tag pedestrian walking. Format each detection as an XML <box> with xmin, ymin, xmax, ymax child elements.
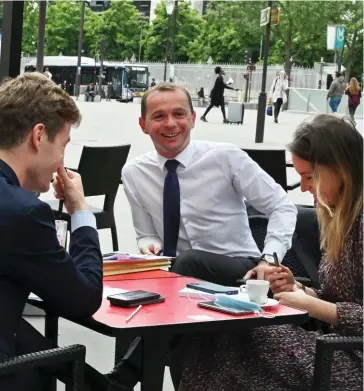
<box><xmin>200</xmin><ymin>67</ymin><xmax>238</xmax><ymax>124</ymax></box>
<box><xmin>345</xmin><ymin>77</ymin><xmax>361</xmax><ymax>124</ymax></box>
<box><xmin>327</xmin><ymin>71</ymin><xmax>345</xmax><ymax>113</ymax></box>
<box><xmin>269</xmin><ymin>70</ymin><xmax>288</xmax><ymax>123</ymax></box>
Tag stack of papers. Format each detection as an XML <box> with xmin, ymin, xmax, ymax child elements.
<box><xmin>103</xmin><ymin>253</ymin><xmax>172</xmax><ymax>276</ymax></box>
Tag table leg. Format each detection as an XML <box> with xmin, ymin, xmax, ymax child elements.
<box><xmin>140</xmin><ymin>335</ymin><xmax>167</xmax><ymax>391</ymax></box>
<box><xmin>114</xmin><ymin>336</ymin><xmax>135</xmax><ymax>366</ymax></box>
<box><xmin>43</xmin><ymin>314</ymin><xmax>59</xmax><ymax>391</ymax></box>
<box><xmin>44</xmin><ymin>313</ymin><xmax>59</xmax><ymax>344</ymax></box>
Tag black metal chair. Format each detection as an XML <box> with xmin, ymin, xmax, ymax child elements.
<box><xmin>312</xmin><ymin>335</ymin><xmax>363</xmax><ymax>390</ymax></box>
<box><xmin>47</xmin><ymin>144</ymin><xmax>131</xmax><ymax>251</ymax></box>
<box><xmin>0</xmin><ymin>344</ymin><xmax>86</xmax><ymax>391</ymax></box>
<box><xmin>242</xmin><ymin>148</ymin><xmax>300</xmax><ymax>192</ymax></box>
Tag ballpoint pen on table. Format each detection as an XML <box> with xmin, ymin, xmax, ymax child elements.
<box><xmin>125</xmin><ymin>305</ymin><xmax>142</xmax><ymax>323</ymax></box>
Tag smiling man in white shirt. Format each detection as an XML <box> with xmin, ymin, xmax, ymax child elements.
<box><xmin>122</xmin><ymin>83</ymin><xmax>297</xmax><ymax>287</ymax></box>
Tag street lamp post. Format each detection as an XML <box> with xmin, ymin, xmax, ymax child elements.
<box><xmin>170</xmin><ymin>0</ymin><xmax>179</xmax><ymax>82</ymax></box>
<box><xmin>75</xmin><ymin>0</ymin><xmax>86</xmax><ymax>99</ymax></box>
<box><xmin>255</xmin><ymin>0</ymin><xmax>272</xmax><ymax>143</ymax></box>
<box><xmin>138</xmin><ymin>24</ymin><xmax>143</xmax><ymax>62</ymax></box>
<box><xmin>36</xmin><ymin>0</ymin><xmax>47</xmax><ymax>73</ymax></box>
<box><xmin>98</xmin><ymin>40</ymin><xmax>106</xmax><ymax>99</ymax></box>
<box><xmin>318</xmin><ymin>57</ymin><xmax>325</xmax><ymax>89</ymax></box>
<box><xmin>163</xmin><ymin>0</ymin><xmax>175</xmax><ymax>82</ymax></box>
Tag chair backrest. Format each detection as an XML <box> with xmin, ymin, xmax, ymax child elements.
<box><xmin>242</xmin><ymin>148</ymin><xmax>288</xmax><ymax>191</ymax></box>
<box><xmin>77</xmin><ymin>145</ymin><xmax>131</xmax><ymax>197</ymax></box>
<box><xmin>248</xmin><ymin>215</ymin><xmax>267</xmax><ymax>253</ymax></box>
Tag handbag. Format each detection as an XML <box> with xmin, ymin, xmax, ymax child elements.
<box><xmin>266</xmin><ymin>106</ymin><xmax>273</xmax><ymax>116</ymax></box>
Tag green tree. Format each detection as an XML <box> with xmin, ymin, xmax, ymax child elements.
<box><xmin>268</xmin><ymin>1</ymin><xmax>338</xmax><ymax>76</ymax></box>
<box><xmin>45</xmin><ymin>1</ymin><xmax>97</xmax><ymax>56</ymax></box>
<box><xmin>269</xmin><ymin>1</ymin><xmax>363</xmax><ymax>79</ymax></box>
<box><xmin>96</xmin><ymin>0</ymin><xmax>143</xmax><ymax>60</ymax></box>
<box><xmin>22</xmin><ymin>1</ymin><xmax>39</xmax><ymax>57</ymax></box>
<box><xmin>143</xmin><ymin>1</ymin><xmax>206</xmax><ymax>62</ymax></box>
<box><xmin>0</xmin><ymin>2</ymin><xmax>3</xmax><ymax>33</ymax></box>
<box><xmin>202</xmin><ymin>1</ymin><xmax>264</xmax><ymax>63</ymax></box>
<box><xmin>329</xmin><ymin>1</ymin><xmax>363</xmax><ymax>80</ymax></box>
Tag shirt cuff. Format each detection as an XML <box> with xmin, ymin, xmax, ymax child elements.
<box><xmin>263</xmin><ymin>239</ymin><xmax>286</xmax><ymax>263</ymax></box>
<box><xmin>70</xmin><ymin>210</ymin><xmax>97</xmax><ymax>233</ymax></box>
<box><xmin>137</xmin><ymin>236</ymin><xmax>163</xmax><ymax>251</ymax></box>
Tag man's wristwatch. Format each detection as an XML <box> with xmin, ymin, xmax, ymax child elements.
<box><xmin>259</xmin><ymin>254</ymin><xmax>276</xmax><ymax>266</ymax></box>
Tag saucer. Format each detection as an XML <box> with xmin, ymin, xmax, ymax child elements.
<box><xmin>259</xmin><ymin>298</ymin><xmax>279</xmax><ymax>309</ymax></box>
<box><xmin>237</xmin><ymin>292</ymin><xmax>279</xmax><ymax>308</ymax></box>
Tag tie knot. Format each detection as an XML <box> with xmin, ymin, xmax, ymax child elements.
<box><xmin>165</xmin><ymin>159</ymin><xmax>179</xmax><ymax>173</ymax></box>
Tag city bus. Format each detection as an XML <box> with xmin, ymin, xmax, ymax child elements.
<box><xmin>24</xmin><ymin>56</ymin><xmax>149</xmax><ymax>100</ymax></box>
<box><xmin>107</xmin><ymin>62</ymin><xmax>149</xmax><ymax>95</ymax></box>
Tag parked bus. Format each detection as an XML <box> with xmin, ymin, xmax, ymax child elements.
<box><xmin>24</xmin><ymin>56</ymin><xmax>149</xmax><ymax>100</ymax></box>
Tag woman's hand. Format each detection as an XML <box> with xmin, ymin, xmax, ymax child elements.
<box><xmin>274</xmin><ymin>285</ymin><xmax>310</xmax><ymax>310</ymax></box>
<box><xmin>268</xmin><ymin>264</ymin><xmax>295</xmax><ymax>294</ymax></box>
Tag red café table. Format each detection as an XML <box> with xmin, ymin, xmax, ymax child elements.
<box><xmin>28</xmin><ymin>274</ymin><xmax>308</xmax><ymax>391</ymax></box>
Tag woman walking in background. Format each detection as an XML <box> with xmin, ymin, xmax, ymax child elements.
<box><xmin>200</xmin><ymin>66</ymin><xmax>238</xmax><ymax>124</ymax></box>
<box><xmin>327</xmin><ymin>71</ymin><xmax>345</xmax><ymax>113</ymax></box>
<box><xmin>345</xmin><ymin>77</ymin><xmax>361</xmax><ymax>124</ymax></box>
<box><xmin>269</xmin><ymin>70</ymin><xmax>288</xmax><ymax>123</ymax></box>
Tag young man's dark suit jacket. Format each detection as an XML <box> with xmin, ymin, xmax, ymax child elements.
<box><xmin>0</xmin><ymin>159</ymin><xmax>103</xmax><ymax>391</ymax></box>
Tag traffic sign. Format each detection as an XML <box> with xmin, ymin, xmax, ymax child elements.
<box><xmin>260</xmin><ymin>7</ymin><xmax>270</xmax><ymax>26</ymax></box>
<box><xmin>270</xmin><ymin>7</ymin><xmax>280</xmax><ymax>25</ymax></box>
<box><xmin>327</xmin><ymin>25</ymin><xmax>345</xmax><ymax>51</ymax></box>
<box><xmin>334</xmin><ymin>26</ymin><xmax>345</xmax><ymax>50</ymax></box>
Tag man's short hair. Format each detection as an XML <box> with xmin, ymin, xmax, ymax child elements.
<box><xmin>0</xmin><ymin>72</ymin><xmax>80</xmax><ymax>149</ymax></box>
<box><xmin>141</xmin><ymin>83</ymin><xmax>194</xmax><ymax>119</ymax></box>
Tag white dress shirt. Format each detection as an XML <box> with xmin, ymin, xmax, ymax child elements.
<box><xmin>122</xmin><ymin>140</ymin><xmax>297</xmax><ymax>261</ymax></box>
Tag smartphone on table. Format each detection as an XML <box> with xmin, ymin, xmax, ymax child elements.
<box><xmin>107</xmin><ymin>290</ymin><xmax>165</xmax><ymax>308</ymax></box>
<box><xmin>186</xmin><ymin>281</ymin><xmax>238</xmax><ymax>295</ymax></box>
<box><xmin>197</xmin><ymin>301</ymin><xmax>254</xmax><ymax>315</ymax></box>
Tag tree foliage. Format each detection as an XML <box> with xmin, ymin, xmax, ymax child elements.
<box><xmin>329</xmin><ymin>0</ymin><xmax>363</xmax><ymax>80</ymax></box>
<box><xmin>14</xmin><ymin>0</ymin><xmax>363</xmax><ymax>79</ymax></box>
<box><xmin>202</xmin><ymin>1</ymin><xmax>265</xmax><ymax>63</ymax></box>
<box><xmin>94</xmin><ymin>0</ymin><xmax>143</xmax><ymax>60</ymax></box>
<box><xmin>45</xmin><ymin>1</ymin><xmax>98</xmax><ymax>56</ymax></box>
<box><xmin>143</xmin><ymin>1</ymin><xmax>205</xmax><ymax>62</ymax></box>
<box><xmin>269</xmin><ymin>0</ymin><xmax>363</xmax><ymax>78</ymax></box>
<box><xmin>22</xmin><ymin>1</ymin><xmax>39</xmax><ymax>57</ymax></box>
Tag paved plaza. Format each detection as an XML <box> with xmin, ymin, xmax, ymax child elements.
<box><xmin>26</xmin><ymin>101</ymin><xmax>362</xmax><ymax>390</ymax></box>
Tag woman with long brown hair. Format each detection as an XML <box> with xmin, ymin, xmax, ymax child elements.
<box><xmin>173</xmin><ymin>114</ymin><xmax>363</xmax><ymax>391</ymax></box>
<box><xmin>345</xmin><ymin>77</ymin><xmax>361</xmax><ymax>124</ymax></box>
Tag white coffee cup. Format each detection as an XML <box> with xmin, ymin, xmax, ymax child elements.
<box><xmin>246</xmin><ymin>280</ymin><xmax>270</xmax><ymax>304</ymax></box>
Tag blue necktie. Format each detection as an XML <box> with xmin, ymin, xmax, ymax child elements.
<box><xmin>163</xmin><ymin>159</ymin><xmax>180</xmax><ymax>257</ymax></box>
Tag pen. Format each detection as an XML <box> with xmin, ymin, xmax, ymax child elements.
<box><xmin>273</xmin><ymin>252</ymin><xmax>279</xmax><ymax>267</ymax></box>
<box><xmin>57</xmin><ymin>168</ymin><xmax>67</xmax><ymax>217</ymax></box>
<box><xmin>125</xmin><ymin>305</ymin><xmax>142</xmax><ymax>323</ymax></box>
